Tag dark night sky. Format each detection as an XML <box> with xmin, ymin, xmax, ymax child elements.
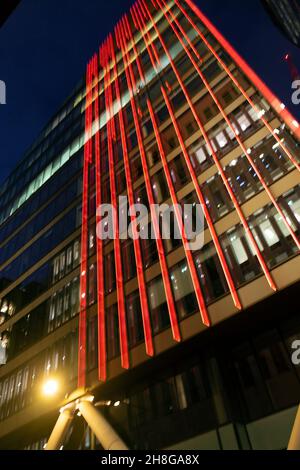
<box><xmin>0</xmin><ymin>0</ymin><xmax>300</xmax><ymax>185</ymax></box>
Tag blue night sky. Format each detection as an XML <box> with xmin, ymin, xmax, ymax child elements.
<box><xmin>0</xmin><ymin>0</ymin><xmax>299</xmax><ymax>184</ymax></box>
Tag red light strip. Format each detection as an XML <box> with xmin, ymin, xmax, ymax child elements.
<box><xmin>131</xmin><ymin>4</ymin><xmax>159</xmax><ymax>72</ymax></box>
<box><xmin>78</xmin><ymin>60</ymin><xmax>93</xmax><ymax>388</ymax></box>
<box><xmin>109</xmin><ymin>33</ymin><xmax>155</xmax><ymax>356</ymax></box>
<box><xmin>93</xmin><ymin>54</ymin><xmax>107</xmax><ymax>381</ymax></box>
<box><xmin>124</xmin><ymin>15</ymin><xmax>146</xmax><ymax>84</ymax></box>
<box><xmin>157</xmin><ymin>0</ymin><xmax>300</xmax><ymax>251</ymax></box>
<box><xmin>140</xmin><ymin>0</ymin><xmax>277</xmax><ymax>292</ymax></box>
<box><xmin>116</xmin><ymin>18</ymin><xmax>183</xmax><ymax>337</ymax></box>
<box><xmin>100</xmin><ymin>41</ymin><xmax>129</xmax><ymax>370</ymax></box>
<box><xmin>128</xmin><ymin>3</ymin><xmax>210</xmax><ymax>326</ymax></box>
<box><xmin>176</xmin><ymin>0</ymin><xmax>300</xmax><ymax>172</ymax></box>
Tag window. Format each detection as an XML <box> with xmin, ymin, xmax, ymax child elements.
<box><xmin>152</xmin><ymin>170</ymin><xmax>169</xmax><ymax>204</ymax></box>
<box><xmin>126</xmin><ymin>291</ymin><xmax>144</xmax><ymax>348</ymax></box>
<box><xmin>194</xmin><ymin>242</ymin><xmax>229</xmax><ymax>304</ymax></box>
<box><xmin>237</xmin><ymin>113</ymin><xmax>251</xmax><ymax>132</ymax></box>
<box><xmin>104</xmin><ymin>251</ymin><xmax>116</xmax><ymax>294</ymax></box>
<box><xmin>88</xmin><ymin>264</ymin><xmax>97</xmax><ymax>306</ymax></box>
<box><xmin>204</xmin><ymin>107</ymin><xmax>214</xmax><ymax>121</ymax></box>
<box><xmin>202</xmin><ymin>174</ymin><xmax>233</xmax><ymax>221</ymax></box>
<box><xmin>122</xmin><ymin>240</ymin><xmax>136</xmax><ymax>282</ymax></box>
<box><xmin>87</xmin><ymin>317</ymin><xmax>97</xmax><ymax>371</ymax></box>
<box><xmin>215</xmin><ymin>131</ymin><xmax>228</xmax><ymax>149</ymax></box>
<box><xmin>186</xmin><ymin>122</ymin><xmax>195</xmax><ymax>136</ymax></box>
<box><xmin>169</xmin><ymin>155</ymin><xmax>190</xmax><ymax>192</ymax></box>
<box><xmin>170</xmin><ymin>262</ymin><xmax>198</xmax><ymax>319</ymax></box>
<box><xmin>221</xmin><ymin>225</ymin><xmax>262</xmax><ymax>286</ymax></box>
<box><xmin>222</xmin><ymin>91</ymin><xmax>233</xmax><ymax>105</ymax></box>
<box><xmin>148</xmin><ymin>276</ymin><xmax>170</xmax><ymax>334</ymax></box>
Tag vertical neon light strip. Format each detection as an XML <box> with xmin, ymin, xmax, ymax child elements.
<box><xmin>116</xmin><ymin>19</ymin><xmax>183</xmax><ymax>336</ymax></box>
<box><xmin>140</xmin><ymin>0</ymin><xmax>277</xmax><ymax>292</ymax></box>
<box><xmin>100</xmin><ymin>42</ymin><xmax>129</xmax><ymax>370</ymax></box>
<box><xmin>93</xmin><ymin>54</ymin><xmax>106</xmax><ymax>381</ymax></box>
<box><xmin>109</xmin><ymin>33</ymin><xmax>155</xmax><ymax>356</ymax></box>
<box><xmin>78</xmin><ymin>60</ymin><xmax>93</xmax><ymax>388</ymax></box>
<box><xmin>175</xmin><ymin>0</ymin><xmax>300</xmax><ymax>171</ymax></box>
<box><xmin>157</xmin><ymin>0</ymin><xmax>300</xmax><ymax>250</ymax></box>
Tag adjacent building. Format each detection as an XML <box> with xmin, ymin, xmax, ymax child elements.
<box><xmin>0</xmin><ymin>0</ymin><xmax>300</xmax><ymax>450</ymax></box>
<box><xmin>0</xmin><ymin>1</ymin><xmax>21</xmax><ymax>28</ymax></box>
<box><xmin>261</xmin><ymin>0</ymin><xmax>300</xmax><ymax>47</ymax></box>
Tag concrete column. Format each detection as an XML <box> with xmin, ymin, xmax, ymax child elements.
<box><xmin>288</xmin><ymin>405</ymin><xmax>300</xmax><ymax>450</ymax></box>
<box><xmin>45</xmin><ymin>406</ymin><xmax>74</xmax><ymax>451</ymax></box>
<box><xmin>78</xmin><ymin>399</ymin><xmax>128</xmax><ymax>450</ymax></box>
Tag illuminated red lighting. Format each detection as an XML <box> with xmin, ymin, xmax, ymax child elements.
<box><xmin>78</xmin><ymin>0</ymin><xmax>300</xmax><ymax>383</ymax></box>
<box><xmin>177</xmin><ymin>0</ymin><xmax>300</xmax><ymax>167</ymax></box>
<box><xmin>110</xmin><ymin>31</ymin><xmax>155</xmax><ymax>356</ymax></box>
<box><xmin>93</xmin><ymin>54</ymin><xmax>107</xmax><ymax>382</ymax></box>
<box><xmin>141</xmin><ymin>0</ymin><xmax>277</xmax><ymax>292</ymax></box>
<box><xmin>78</xmin><ymin>59</ymin><xmax>94</xmax><ymax>388</ymax></box>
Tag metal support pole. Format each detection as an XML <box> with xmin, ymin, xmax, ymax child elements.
<box><xmin>288</xmin><ymin>405</ymin><xmax>300</xmax><ymax>450</ymax></box>
<box><xmin>77</xmin><ymin>399</ymin><xmax>129</xmax><ymax>450</ymax></box>
<box><xmin>45</xmin><ymin>405</ymin><xmax>75</xmax><ymax>451</ymax></box>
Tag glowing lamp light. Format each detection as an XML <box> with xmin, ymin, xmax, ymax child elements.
<box><xmin>43</xmin><ymin>379</ymin><xmax>59</xmax><ymax>397</ymax></box>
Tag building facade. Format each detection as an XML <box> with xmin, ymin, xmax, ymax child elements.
<box><xmin>261</xmin><ymin>0</ymin><xmax>300</xmax><ymax>48</ymax></box>
<box><xmin>0</xmin><ymin>0</ymin><xmax>300</xmax><ymax>450</ymax></box>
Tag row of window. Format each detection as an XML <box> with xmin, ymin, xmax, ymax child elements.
<box><xmin>0</xmin><ymin>206</ymin><xmax>81</xmax><ymax>293</ymax></box>
<box><xmin>106</xmin><ymin>317</ymin><xmax>300</xmax><ymax>450</ymax></box>
<box><xmin>0</xmin><ymin>150</ymin><xmax>83</xmax><ymax>245</ymax></box>
<box><xmin>1</xmin><ymin>182</ymin><xmax>298</xmax><ymax>365</ymax></box>
<box><xmin>0</xmin><ymin>177</ymin><xmax>82</xmax><ymax>267</ymax></box>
